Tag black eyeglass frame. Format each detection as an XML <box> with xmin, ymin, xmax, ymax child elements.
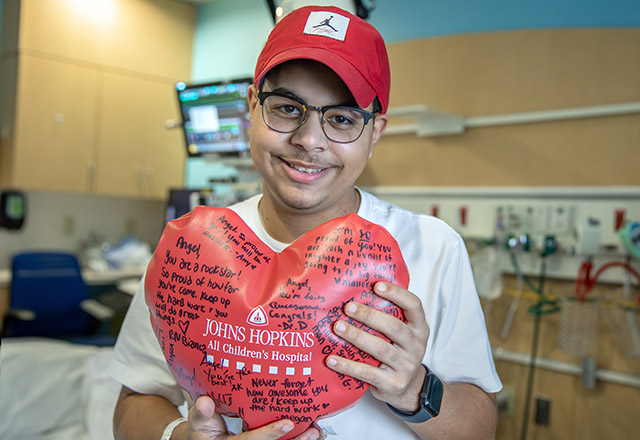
<box><xmin>257</xmin><ymin>91</ymin><xmax>376</xmax><ymax>144</ymax></box>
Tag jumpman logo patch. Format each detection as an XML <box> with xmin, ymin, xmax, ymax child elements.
<box><xmin>303</xmin><ymin>11</ymin><xmax>350</xmax><ymax>41</ymax></box>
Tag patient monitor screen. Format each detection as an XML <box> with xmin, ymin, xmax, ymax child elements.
<box><xmin>176</xmin><ymin>78</ymin><xmax>252</xmax><ymax>157</ymax></box>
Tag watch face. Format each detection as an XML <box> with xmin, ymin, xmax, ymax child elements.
<box><xmin>386</xmin><ymin>368</ymin><xmax>444</xmax><ymax>423</ymax></box>
<box><xmin>423</xmin><ymin>372</ymin><xmax>444</xmax><ymax>417</ymax></box>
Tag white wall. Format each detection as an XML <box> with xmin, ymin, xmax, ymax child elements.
<box><xmin>369</xmin><ymin>186</ymin><xmax>640</xmax><ymax>285</ymax></box>
<box><xmin>0</xmin><ymin>191</ymin><xmax>165</xmax><ymax>269</ymax></box>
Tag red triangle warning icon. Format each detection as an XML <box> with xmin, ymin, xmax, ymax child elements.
<box><xmin>247</xmin><ymin>306</ymin><xmax>269</xmax><ymax>327</ymax></box>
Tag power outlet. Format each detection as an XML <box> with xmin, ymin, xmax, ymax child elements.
<box><xmin>505</xmin><ymin>205</ymin><xmax>523</xmax><ymax>231</ymax></box>
<box><xmin>62</xmin><ymin>215</ymin><xmax>75</xmax><ymax>235</ymax></box>
<box><xmin>524</xmin><ymin>205</ymin><xmax>549</xmax><ymax>234</ymax></box>
<box><xmin>534</xmin><ymin>395</ymin><xmax>552</xmax><ymax>426</ymax></box>
<box><xmin>125</xmin><ymin>217</ymin><xmax>137</xmax><ymax>235</ymax></box>
<box><xmin>549</xmin><ymin>205</ymin><xmax>574</xmax><ymax>234</ymax></box>
<box><xmin>496</xmin><ymin>386</ymin><xmax>515</xmax><ymax>417</ymax></box>
<box><xmin>502</xmin><ymin>205</ymin><xmax>549</xmax><ymax>234</ymax></box>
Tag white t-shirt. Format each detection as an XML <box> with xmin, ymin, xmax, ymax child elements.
<box><xmin>109</xmin><ymin>190</ymin><xmax>501</xmax><ymax>439</ymax></box>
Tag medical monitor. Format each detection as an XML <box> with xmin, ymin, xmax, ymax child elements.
<box><xmin>165</xmin><ymin>188</ymin><xmax>216</xmax><ymax>223</ymax></box>
<box><xmin>175</xmin><ymin>78</ymin><xmax>253</xmax><ymax>157</ymax></box>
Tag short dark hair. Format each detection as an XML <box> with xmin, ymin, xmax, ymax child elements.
<box><xmin>372</xmin><ymin>97</ymin><xmax>382</xmax><ymax>114</ymax></box>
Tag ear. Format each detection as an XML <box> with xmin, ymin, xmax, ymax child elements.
<box><xmin>248</xmin><ymin>84</ymin><xmax>260</xmax><ymax>119</ymax></box>
<box><xmin>368</xmin><ymin>114</ymin><xmax>388</xmax><ymax>157</ymax></box>
<box><xmin>372</xmin><ymin>114</ymin><xmax>388</xmax><ymax>143</ymax></box>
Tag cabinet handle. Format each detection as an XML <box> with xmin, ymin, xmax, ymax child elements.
<box><xmin>135</xmin><ymin>166</ymin><xmax>145</xmax><ymax>194</ymax></box>
<box><xmin>86</xmin><ymin>161</ymin><xmax>96</xmax><ymax>192</ymax></box>
<box><xmin>145</xmin><ymin>166</ymin><xmax>154</xmax><ymax>195</ymax></box>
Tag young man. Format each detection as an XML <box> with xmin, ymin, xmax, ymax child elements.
<box><xmin>110</xmin><ymin>6</ymin><xmax>501</xmax><ymax>440</ymax></box>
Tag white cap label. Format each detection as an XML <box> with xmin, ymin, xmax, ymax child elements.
<box><xmin>303</xmin><ymin>11</ymin><xmax>350</xmax><ymax>42</ymax></box>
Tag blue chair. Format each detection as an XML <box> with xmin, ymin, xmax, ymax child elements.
<box><xmin>4</xmin><ymin>251</ymin><xmax>115</xmax><ymax>345</ymax></box>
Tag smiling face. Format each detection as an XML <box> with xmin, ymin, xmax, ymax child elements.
<box><xmin>248</xmin><ymin>60</ymin><xmax>388</xmax><ymax>225</ymax></box>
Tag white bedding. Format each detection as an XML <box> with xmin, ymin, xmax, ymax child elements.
<box><xmin>0</xmin><ymin>338</ymin><xmax>121</xmax><ymax>440</ymax></box>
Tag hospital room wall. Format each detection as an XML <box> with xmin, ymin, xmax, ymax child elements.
<box><xmin>0</xmin><ymin>0</ymin><xmax>195</xmax><ymax>270</ymax></box>
<box><xmin>485</xmin><ymin>275</ymin><xmax>640</xmax><ymax>440</ymax></box>
<box><xmin>190</xmin><ymin>0</ymin><xmax>640</xmax><ymax>188</ymax></box>
<box><xmin>362</xmin><ymin>27</ymin><xmax>640</xmax><ymax>187</ymax></box>
<box><xmin>0</xmin><ymin>1</ymin><xmax>636</xmax><ymax>437</ymax></box>
<box><xmin>188</xmin><ymin>3</ymin><xmax>640</xmax><ymax>439</ymax></box>
<box><xmin>370</xmin><ymin>26</ymin><xmax>640</xmax><ymax>440</ymax></box>
<box><xmin>178</xmin><ymin>2</ymin><xmax>640</xmax><ymax>436</ymax></box>
<box><xmin>190</xmin><ymin>0</ymin><xmax>640</xmax><ymax>265</ymax></box>
<box><xmin>369</xmin><ymin>24</ymin><xmax>640</xmax><ymax>440</ymax></box>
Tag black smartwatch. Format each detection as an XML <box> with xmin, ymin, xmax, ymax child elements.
<box><xmin>386</xmin><ymin>365</ymin><xmax>444</xmax><ymax>423</ymax></box>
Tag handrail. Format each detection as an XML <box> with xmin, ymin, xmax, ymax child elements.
<box><xmin>384</xmin><ymin>101</ymin><xmax>640</xmax><ymax>137</ymax></box>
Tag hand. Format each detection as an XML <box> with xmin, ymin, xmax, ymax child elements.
<box><xmin>187</xmin><ymin>395</ymin><xmax>321</xmax><ymax>440</ymax></box>
<box><xmin>326</xmin><ymin>282</ymin><xmax>429</xmax><ymax>412</ymax></box>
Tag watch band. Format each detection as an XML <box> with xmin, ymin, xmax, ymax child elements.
<box><xmin>161</xmin><ymin>416</ymin><xmax>188</xmax><ymax>440</ymax></box>
<box><xmin>386</xmin><ymin>365</ymin><xmax>444</xmax><ymax>423</ymax></box>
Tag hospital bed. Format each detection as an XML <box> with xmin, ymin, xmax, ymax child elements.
<box><xmin>0</xmin><ymin>337</ymin><xmax>120</xmax><ymax>440</ymax></box>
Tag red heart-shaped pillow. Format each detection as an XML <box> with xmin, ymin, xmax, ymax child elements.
<box><xmin>145</xmin><ymin>207</ymin><xmax>409</xmax><ymax>438</ymax></box>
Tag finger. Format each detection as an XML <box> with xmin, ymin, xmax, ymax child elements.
<box><xmin>233</xmin><ymin>420</ymin><xmax>306</xmax><ymax>440</ymax></box>
<box><xmin>188</xmin><ymin>396</ymin><xmax>217</xmax><ymax>431</ymax></box>
<box><xmin>326</xmin><ymin>353</ymin><xmax>385</xmax><ymax>388</ymax></box>
<box><xmin>326</xmin><ymin>349</ymin><xmax>426</xmax><ymax>410</ymax></box>
<box><xmin>188</xmin><ymin>396</ymin><xmax>230</xmax><ymax>439</ymax></box>
<box><xmin>195</xmin><ymin>395</ymin><xmax>216</xmax><ymax>420</ymax></box>
<box><xmin>291</xmin><ymin>427</ymin><xmax>322</xmax><ymax>440</ymax></box>
<box><xmin>373</xmin><ymin>282</ymin><xmax>427</xmax><ymax>326</ymax></box>
<box><xmin>333</xmin><ymin>317</ymin><xmax>402</xmax><ymax>367</ymax></box>
<box><xmin>245</xmin><ymin>420</ymin><xmax>294</xmax><ymax>439</ymax></box>
<box><xmin>341</xmin><ymin>294</ymin><xmax>426</xmax><ymax>353</ymax></box>
<box><xmin>342</xmin><ymin>300</ymin><xmax>410</xmax><ymax>348</ymax></box>
<box><xmin>189</xmin><ymin>397</ymin><xmax>319</xmax><ymax>440</ymax></box>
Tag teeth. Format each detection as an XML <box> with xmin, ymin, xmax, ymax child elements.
<box><xmin>290</xmin><ymin>163</ymin><xmax>322</xmax><ymax>173</ymax></box>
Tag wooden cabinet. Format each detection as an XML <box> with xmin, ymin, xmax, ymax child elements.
<box><xmin>16</xmin><ymin>0</ymin><xmax>194</xmax><ymax>82</ymax></box>
<box><xmin>11</xmin><ymin>56</ymin><xmax>99</xmax><ymax>193</ymax></box>
<box><xmin>0</xmin><ymin>0</ymin><xmax>195</xmax><ymax>200</ymax></box>
<box><xmin>96</xmin><ymin>72</ymin><xmax>185</xmax><ymax>199</ymax></box>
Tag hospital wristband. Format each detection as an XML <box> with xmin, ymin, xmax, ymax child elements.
<box><xmin>161</xmin><ymin>416</ymin><xmax>188</xmax><ymax>440</ymax></box>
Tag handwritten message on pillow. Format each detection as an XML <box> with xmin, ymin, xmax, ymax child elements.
<box><xmin>145</xmin><ymin>207</ymin><xmax>409</xmax><ymax>438</ymax></box>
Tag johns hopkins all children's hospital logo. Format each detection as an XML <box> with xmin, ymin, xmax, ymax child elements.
<box><xmin>303</xmin><ymin>11</ymin><xmax>350</xmax><ymax>41</ymax></box>
<box><xmin>247</xmin><ymin>305</ymin><xmax>269</xmax><ymax>326</ymax></box>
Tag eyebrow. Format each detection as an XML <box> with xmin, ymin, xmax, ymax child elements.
<box><xmin>266</xmin><ymin>87</ymin><xmax>360</xmax><ymax>109</ymax></box>
<box><xmin>267</xmin><ymin>87</ymin><xmax>301</xmax><ymax>100</ymax></box>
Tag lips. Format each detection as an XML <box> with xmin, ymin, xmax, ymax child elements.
<box><xmin>280</xmin><ymin>157</ymin><xmax>333</xmax><ymax>182</ymax></box>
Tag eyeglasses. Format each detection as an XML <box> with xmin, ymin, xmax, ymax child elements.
<box><xmin>257</xmin><ymin>91</ymin><xmax>375</xmax><ymax>144</ymax></box>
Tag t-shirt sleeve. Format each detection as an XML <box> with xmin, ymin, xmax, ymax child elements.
<box><xmin>424</xmin><ymin>236</ymin><xmax>502</xmax><ymax>394</ymax></box>
<box><xmin>108</xmin><ymin>274</ymin><xmax>186</xmax><ymax>407</ymax></box>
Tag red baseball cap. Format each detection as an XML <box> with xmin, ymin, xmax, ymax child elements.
<box><xmin>254</xmin><ymin>6</ymin><xmax>391</xmax><ymax>114</ymax></box>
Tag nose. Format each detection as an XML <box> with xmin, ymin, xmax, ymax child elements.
<box><xmin>290</xmin><ymin>108</ymin><xmax>329</xmax><ymax>151</ymax></box>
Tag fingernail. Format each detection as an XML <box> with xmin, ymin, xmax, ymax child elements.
<box><xmin>335</xmin><ymin>321</ymin><xmax>346</xmax><ymax>333</ymax></box>
<box><xmin>345</xmin><ymin>302</ymin><xmax>357</xmax><ymax>314</ymax></box>
<box><xmin>327</xmin><ymin>357</ymin><xmax>337</xmax><ymax>367</ymax></box>
<box><xmin>376</xmin><ymin>282</ymin><xmax>387</xmax><ymax>292</ymax></box>
<box><xmin>282</xmin><ymin>421</ymin><xmax>294</xmax><ymax>433</ymax></box>
<box><xmin>304</xmin><ymin>432</ymin><xmax>319</xmax><ymax>440</ymax></box>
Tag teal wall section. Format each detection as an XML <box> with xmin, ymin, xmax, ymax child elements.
<box><xmin>191</xmin><ymin>0</ymin><xmax>640</xmax><ymax>83</ymax></box>
<box><xmin>370</xmin><ymin>0</ymin><xmax>640</xmax><ymax>43</ymax></box>
<box><xmin>191</xmin><ymin>0</ymin><xmax>272</xmax><ymax>83</ymax></box>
